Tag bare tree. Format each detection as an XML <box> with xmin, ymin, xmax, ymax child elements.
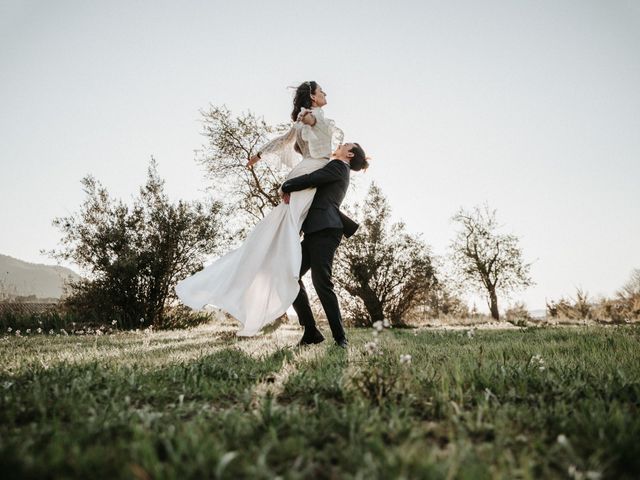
<box><xmin>335</xmin><ymin>184</ymin><xmax>437</xmax><ymax>326</ymax></box>
<box><xmin>450</xmin><ymin>204</ymin><xmax>533</xmax><ymax>320</ymax></box>
<box><xmin>197</xmin><ymin>106</ymin><xmax>291</xmax><ymax>237</ymax></box>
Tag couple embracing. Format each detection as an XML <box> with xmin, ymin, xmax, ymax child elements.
<box><xmin>176</xmin><ymin>81</ymin><xmax>369</xmax><ymax>347</ymax></box>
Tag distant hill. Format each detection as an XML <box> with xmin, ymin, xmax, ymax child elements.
<box><xmin>0</xmin><ymin>254</ymin><xmax>81</xmax><ymax>301</ymax></box>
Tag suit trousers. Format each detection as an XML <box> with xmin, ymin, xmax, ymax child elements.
<box><xmin>292</xmin><ymin>228</ymin><xmax>346</xmax><ymax>342</ymax></box>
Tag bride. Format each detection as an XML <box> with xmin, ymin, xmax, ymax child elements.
<box><xmin>176</xmin><ymin>81</ymin><xmax>354</xmax><ymax>336</ymax></box>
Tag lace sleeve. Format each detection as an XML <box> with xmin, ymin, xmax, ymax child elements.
<box><xmin>326</xmin><ymin>117</ymin><xmax>344</xmax><ymax>152</ymax></box>
<box><xmin>258</xmin><ymin>125</ymin><xmax>301</xmax><ymax>169</ymax></box>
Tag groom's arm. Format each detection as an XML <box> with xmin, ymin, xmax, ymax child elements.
<box><xmin>281</xmin><ymin>160</ymin><xmax>347</xmax><ymax>193</ymax></box>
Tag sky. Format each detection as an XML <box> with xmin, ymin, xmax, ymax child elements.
<box><xmin>1</xmin><ymin>0</ymin><xmax>639</xmax><ymax>311</ymax></box>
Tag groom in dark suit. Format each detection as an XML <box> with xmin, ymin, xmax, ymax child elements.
<box><xmin>281</xmin><ymin>143</ymin><xmax>369</xmax><ymax>348</ymax></box>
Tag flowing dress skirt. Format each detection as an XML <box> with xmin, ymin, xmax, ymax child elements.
<box><xmin>175</xmin><ymin>158</ymin><xmax>327</xmax><ymax>336</ymax></box>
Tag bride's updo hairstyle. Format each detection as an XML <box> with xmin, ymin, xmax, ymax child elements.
<box><xmin>349</xmin><ymin>143</ymin><xmax>370</xmax><ymax>172</ymax></box>
<box><xmin>291</xmin><ymin>81</ymin><xmax>318</xmax><ymax>121</ymax></box>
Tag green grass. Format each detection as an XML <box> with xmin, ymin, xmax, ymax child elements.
<box><xmin>1</xmin><ymin>325</ymin><xmax>639</xmax><ymax>479</ymax></box>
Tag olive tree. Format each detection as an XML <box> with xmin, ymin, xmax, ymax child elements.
<box><xmin>197</xmin><ymin>105</ymin><xmax>291</xmax><ymax>237</ymax></box>
<box><xmin>335</xmin><ymin>183</ymin><xmax>437</xmax><ymax>326</ymax></box>
<box><xmin>450</xmin><ymin>204</ymin><xmax>533</xmax><ymax>320</ymax></box>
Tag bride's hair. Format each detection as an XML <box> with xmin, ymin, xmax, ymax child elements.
<box><xmin>291</xmin><ymin>81</ymin><xmax>318</xmax><ymax>121</ymax></box>
<box><xmin>349</xmin><ymin>143</ymin><xmax>370</xmax><ymax>172</ymax></box>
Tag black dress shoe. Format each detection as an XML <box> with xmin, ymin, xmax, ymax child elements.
<box><xmin>298</xmin><ymin>327</ymin><xmax>325</xmax><ymax>346</ymax></box>
<box><xmin>335</xmin><ymin>338</ymin><xmax>349</xmax><ymax>349</ymax></box>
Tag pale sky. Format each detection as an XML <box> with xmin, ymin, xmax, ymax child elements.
<box><xmin>1</xmin><ymin>0</ymin><xmax>639</xmax><ymax>311</ymax></box>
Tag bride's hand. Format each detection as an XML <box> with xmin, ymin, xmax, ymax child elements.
<box><xmin>246</xmin><ymin>154</ymin><xmax>260</xmax><ymax>168</ymax></box>
<box><xmin>282</xmin><ymin>192</ymin><xmax>290</xmax><ymax>205</ymax></box>
<box><xmin>300</xmin><ymin>111</ymin><xmax>316</xmax><ymax>126</ymax></box>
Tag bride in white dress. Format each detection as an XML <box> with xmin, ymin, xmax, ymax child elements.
<box><xmin>175</xmin><ymin>81</ymin><xmax>344</xmax><ymax>336</ymax></box>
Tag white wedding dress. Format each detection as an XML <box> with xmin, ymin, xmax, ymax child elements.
<box><xmin>175</xmin><ymin>108</ymin><xmax>343</xmax><ymax>336</ymax></box>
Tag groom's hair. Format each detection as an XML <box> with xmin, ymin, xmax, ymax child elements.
<box><xmin>349</xmin><ymin>143</ymin><xmax>369</xmax><ymax>172</ymax></box>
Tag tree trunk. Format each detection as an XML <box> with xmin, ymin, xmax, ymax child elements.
<box><xmin>362</xmin><ymin>292</ymin><xmax>384</xmax><ymax>324</ymax></box>
<box><xmin>365</xmin><ymin>301</ymin><xmax>384</xmax><ymax>324</ymax></box>
<box><xmin>488</xmin><ymin>288</ymin><xmax>499</xmax><ymax>320</ymax></box>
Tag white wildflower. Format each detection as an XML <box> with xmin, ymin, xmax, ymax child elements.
<box><xmin>111</xmin><ymin>319</ymin><xmax>117</xmax><ymax>325</ymax></box>
<box><xmin>61</xmin><ymin>329</ymin><xmax>68</xmax><ymax>336</ymax></box>
<box><xmin>364</xmin><ymin>341</ymin><xmax>380</xmax><ymax>355</ymax></box>
<box><xmin>585</xmin><ymin>471</ymin><xmax>602</xmax><ymax>480</ymax></box>
<box><xmin>530</xmin><ymin>354</ymin><xmax>545</xmax><ymax>371</ymax></box>
<box><xmin>557</xmin><ymin>434</ymin><xmax>569</xmax><ymax>447</ymax></box>
<box><xmin>568</xmin><ymin>465</ymin><xmax>590</xmax><ymax>480</ymax></box>
<box><xmin>7</xmin><ymin>327</ymin><xmax>12</xmax><ymax>332</ymax></box>
<box><xmin>49</xmin><ymin>329</ymin><xmax>54</xmax><ymax>335</ymax></box>
<box><xmin>15</xmin><ymin>329</ymin><xmax>21</xmax><ymax>336</ymax></box>
<box><xmin>139</xmin><ymin>318</ymin><xmax>144</xmax><ymax>323</ymax></box>
<box><xmin>466</xmin><ymin>329</ymin><xmax>475</xmax><ymax>338</ymax></box>
<box><xmin>484</xmin><ymin>387</ymin><xmax>495</xmax><ymax>402</ymax></box>
<box><xmin>95</xmin><ymin>330</ymin><xmax>103</xmax><ymax>336</ymax></box>
<box><xmin>399</xmin><ymin>354</ymin><xmax>412</xmax><ymax>365</ymax></box>
<box><xmin>26</xmin><ymin>328</ymin><xmax>31</xmax><ymax>334</ymax></box>
<box><xmin>382</xmin><ymin>319</ymin><xmax>391</xmax><ymax>328</ymax></box>
<box><xmin>373</xmin><ymin>321</ymin><xmax>384</xmax><ymax>332</ymax></box>
<box><xmin>36</xmin><ymin>327</ymin><xmax>42</xmax><ymax>334</ymax></box>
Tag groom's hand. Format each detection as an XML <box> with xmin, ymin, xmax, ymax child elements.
<box><xmin>282</xmin><ymin>192</ymin><xmax>290</xmax><ymax>204</ymax></box>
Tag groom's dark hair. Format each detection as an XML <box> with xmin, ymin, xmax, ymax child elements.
<box><xmin>349</xmin><ymin>143</ymin><xmax>369</xmax><ymax>172</ymax></box>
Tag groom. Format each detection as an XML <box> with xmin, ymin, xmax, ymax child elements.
<box><xmin>281</xmin><ymin>143</ymin><xmax>369</xmax><ymax>348</ymax></box>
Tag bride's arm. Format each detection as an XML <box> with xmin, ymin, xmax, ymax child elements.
<box><xmin>300</xmin><ymin>110</ymin><xmax>317</xmax><ymax>126</ymax></box>
<box><xmin>246</xmin><ymin>125</ymin><xmax>298</xmax><ymax>168</ymax></box>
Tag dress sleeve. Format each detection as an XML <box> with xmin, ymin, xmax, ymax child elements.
<box><xmin>258</xmin><ymin>125</ymin><xmax>300</xmax><ymax>169</ymax></box>
<box><xmin>301</xmin><ymin>108</ymin><xmax>344</xmax><ymax>159</ymax></box>
<box><xmin>326</xmin><ymin>117</ymin><xmax>345</xmax><ymax>152</ymax></box>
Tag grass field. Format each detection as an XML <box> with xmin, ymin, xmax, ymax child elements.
<box><xmin>1</xmin><ymin>322</ymin><xmax>639</xmax><ymax>479</ymax></box>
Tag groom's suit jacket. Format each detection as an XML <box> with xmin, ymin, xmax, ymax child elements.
<box><xmin>281</xmin><ymin>159</ymin><xmax>359</xmax><ymax>238</ymax></box>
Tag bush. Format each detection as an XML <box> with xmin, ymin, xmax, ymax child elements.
<box><xmin>505</xmin><ymin>302</ymin><xmax>532</xmax><ymax>326</ymax></box>
<box><xmin>49</xmin><ymin>160</ymin><xmax>224</xmax><ymax>329</ymax></box>
<box><xmin>547</xmin><ymin>281</ymin><xmax>640</xmax><ymax>323</ymax></box>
